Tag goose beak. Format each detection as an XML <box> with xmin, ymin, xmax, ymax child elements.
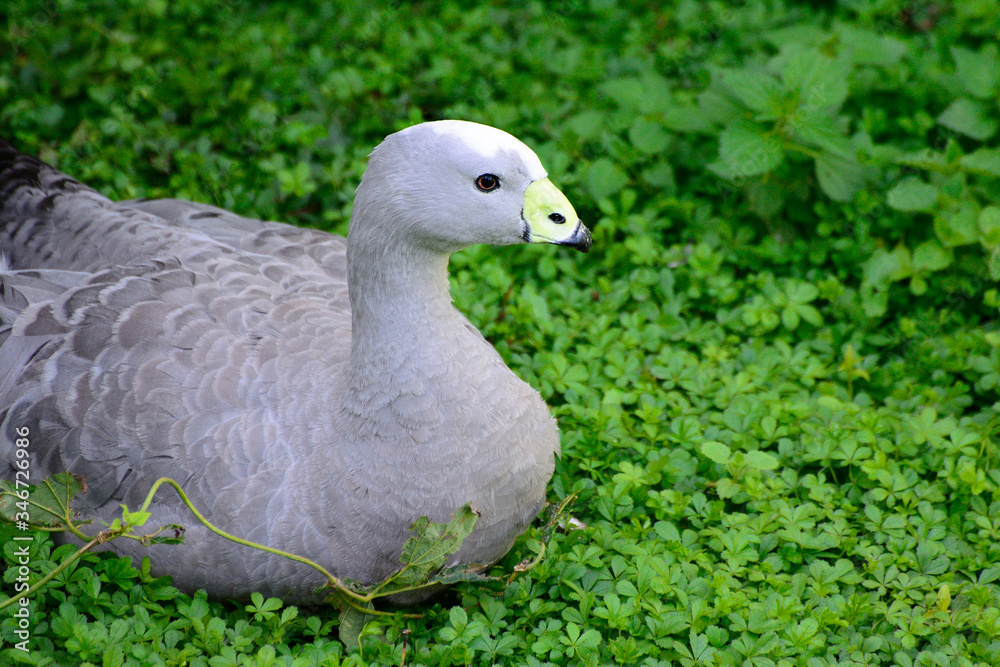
<box><xmin>521</xmin><ymin>178</ymin><xmax>591</xmax><ymax>253</ymax></box>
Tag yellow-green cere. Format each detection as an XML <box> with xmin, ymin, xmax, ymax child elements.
<box><xmin>522</xmin><ymin>178</ymin><xmax>579</xmax><ymax>244</ymax></box>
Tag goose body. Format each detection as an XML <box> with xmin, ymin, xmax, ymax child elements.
<box><xmin>0</xmin><ymin>121</ymin><xmax>589</xmax><ymax>602</ymax></box>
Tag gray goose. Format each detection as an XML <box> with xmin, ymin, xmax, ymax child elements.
<box><xmin>0</xmin><ymin>121</ymin><xmax>590</xmax><ymax>602</ymax></box>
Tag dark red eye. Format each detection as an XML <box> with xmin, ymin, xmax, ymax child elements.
<box><xmin>475</xmin><ymin>174</ymin><xmax>500</xmax><ymax>192</ymax></box>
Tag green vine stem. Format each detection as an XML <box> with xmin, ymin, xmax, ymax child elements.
<box><xmin>135</xmin><ymin>477</ymin><xmax>422</xmax><ymax>618</ymax></box>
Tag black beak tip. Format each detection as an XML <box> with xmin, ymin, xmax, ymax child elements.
<box><xmin>572</xmin><ymin>222</ymin><xmax>592</xmax><ymax>253</ymax></box>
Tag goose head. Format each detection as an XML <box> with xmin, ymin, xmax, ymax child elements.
<box><xmin>349</xmin><ymin>120</ymin><xmax>590</xmax><ymax>255</ymax></box>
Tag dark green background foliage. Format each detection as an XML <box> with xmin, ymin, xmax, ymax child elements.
<box><xmin>2</xmin><ymin>0</ymin><xmax>999</xmax><ymax>665</ymax></box>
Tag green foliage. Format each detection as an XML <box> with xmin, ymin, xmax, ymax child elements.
<box><xmin>2</xmin><ymin>0</ymin><xmax>1000</xmax><ymax>665</ymax></box>
<box><xmin>391</xmin><ymin>505</ymin><xmax>480</xmax><ymax>590</ymax></box>
<box><xmin>0</xmin><ymin>473</ymin><xmax>87</xmax><ymax>530</ymax></box>
<box><xmin>0</xmin><ymin>472</ymin><xmax>185</xmax><ymax>549</ymax></box>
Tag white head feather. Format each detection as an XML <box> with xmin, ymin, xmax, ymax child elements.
<box><xmin>401</xmin><ymin>120</ymin><xmax>547</xmax><ymax>181</ymax></box>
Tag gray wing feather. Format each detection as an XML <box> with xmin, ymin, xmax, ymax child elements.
<box><xmin>123</xmin><ymin>198</ymin><xmax>348</xmax><ymax>284</ymax></box>
<box><xmin>0</xmin><ymin>142</ymin><xmax>351</xmax><ymax>538</ymax></box>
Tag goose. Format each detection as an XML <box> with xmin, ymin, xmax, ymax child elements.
<box><xmin>0</xmin><ymin>120</ymin><xmax>590</xmax><ymax>602</ymax></box>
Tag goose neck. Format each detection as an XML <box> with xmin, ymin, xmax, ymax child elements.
<box><xmin>346</xmin><ymin>238</ymin><xmax>459</xmax><ymax>373</ymax></box>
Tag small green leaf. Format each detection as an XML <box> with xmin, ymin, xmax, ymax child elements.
<box><xmin>701</xmin><ymin>441</ymin><xmax>732</xmax><ymax>464</ymax></box>
<box><xmin>746</xmin><ymin>451</ymin><xmax>780</xmax><ymax>471</ymax></box>
<box><xmin>860</xmin><ymin>283</ymin><xmax>888</xmax><ymax>317</ymax></box>
<box><xmin>448</xmin><ymin>605</ymin><xmax>467</xmax><ymax>630</ymax></box>
<box><xmin>979</xmin><ymin>207</ymin><xmax>1000</xmax><ymax>247</ymax></box>
<box><xmin>782</xmin><ymin>307</ymin><xmax>800</xmax><ymax>330</ymax></box>
<box><xmin>566</xmin><ymin>110</ymin><xmax>607</xmax><ymax>140</ymax></box>
<box><xmin>716</xmin><ymin>122</ymin><xmax>784</xmax><ymax>178</ymax></box>
<box><xmin>835</xmin><ymin>25</ymin><xmax>906</xmax><ymax>66</ymax></box>
<box><xmin>787</xmin><ymin>281</ymin><xmax>819</xmax><ymax>304</ymax></box>
<box><xmin>715</xmin><ymin>478</ymin><xmax>741</xmax><ymax>499</ymax></box>
<box><xmin>790</xmin><ymin>110</ymin><xmax>853</xmax><ymax>157</ymax></box>
<box><xmin>934</xmin><ymin>204</ymin><xmax>979</xmax><ymax>247</ymax></box>
<box><xmin>799</xmin><ymin>305</ymin><xmax>823</xmax><ymax>326</ymax></box>
<box><xmin>391</xmin><ymin>503</ymin><xmax>480</xmax><ymax>588</ymax></box>
<box><xmin>937</xmin><ymin>98</ymin><xmax>998</xmax><ymax>141</ymax></box>
<box><xmin>628</xmin><ymin>118</ymin><xmax>670</xmax><ymax>155</ymax></box>
<box><xmin>661</xmin><ymin>105</ymin><xmax>714</xmax><ymax>133</ymax></box>
<box><xmin>642</xmin><ymin>162</ymin><xmax>675</xmax><ymax>190</ymax></box>
<box><xmin>600</xmin><ymin>76</ymin><xmax>656</xmax><ymax>113</ymax></box>
<box><xmin>121</xmin><ymin>505</ymin><xmax>152</xmax><ymax>528</ymax></box>
<box><xmin>783</xmin><ymin>49</ymin><xmax>850</xmax><ymax>111</ymax></box>
<box><xmin>887</xmin><ymin>178</ymin><xmax>938</xmax><ymax>212</ymax></box>
<box><xmin>0</xmin><ymin>472</ymin><xmax>85</xmax><ymax>530</ymax></box>
<box><xmin>720</xmin><ymin>68</ymin><xmax>784</xmax><ymax>115</ymax></box>
<box><xmin>961</xmin><ymin>148</ymin><xmax>1000</xmax><ymax>176</ymax></box>
<box><xmin>698</xmin><ymin>86</ymin><xmax>742</xmax><ymax>125</ymax></box>
<box><xmin>338</xmin><ymin>602</ymin><xmax>374</xmax><ymax>650</ymax></box>
<box><xmin>936</xmin><ymin>584</ymin><xmax>952</xmax><ymax>612</ymax></box>
<box><xmin>654</xmin><ymin>521</ymin><xmax>680</xmax><ymax>542</ymax></box>
<box><xmin>432</xmin><ymin>565</ymin><xmax>497</xmax><ymax>586</ymax></box>
<box><xmin>586</xmin><ymin>158</ymin><xmax>628</xmax><ymax>201</ymax></box>
<box><xmin>838</xmin><ymin>344</ymin><xmax>870</xmax><ymax>382</ymax></box>
<box><xmin>951</xmin><ymin>45</ymin><xmax>999</xmax><ymax>98</ymax></box>
<box><xmin>863</xmin><ymin>249</ymin><xmax>901</xmax><ymax>290</ymax></box>
<box><xmin>816</xmin><ymin>152</ymin><xmax>864</xmax><ymax>202</ymax></box>
<box><xmin>912</xmin><ymin>240</ymin><xmax>952</xmax><ymax>273</ymax></box>
<box><xmin>145</xmin><ymin>525</ymin><xmax>185</xmax><ymax>545</ymax></box>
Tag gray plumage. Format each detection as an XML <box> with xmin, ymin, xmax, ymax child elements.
<box><xmin>0</xmin><ymin>121</ymin><xmax>589</xmax><ymax>602</ymax></box>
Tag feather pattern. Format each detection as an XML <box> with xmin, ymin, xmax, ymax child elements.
<box><xmin>0</xmin><ymin>122</ymin><xmax>570</xmax><ymax>602</ymax></box>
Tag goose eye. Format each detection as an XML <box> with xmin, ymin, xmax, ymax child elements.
<box><xmin>475</xmin><ymin>174</ymin><xmax>500</xmax><ymax>192</ymax></box>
